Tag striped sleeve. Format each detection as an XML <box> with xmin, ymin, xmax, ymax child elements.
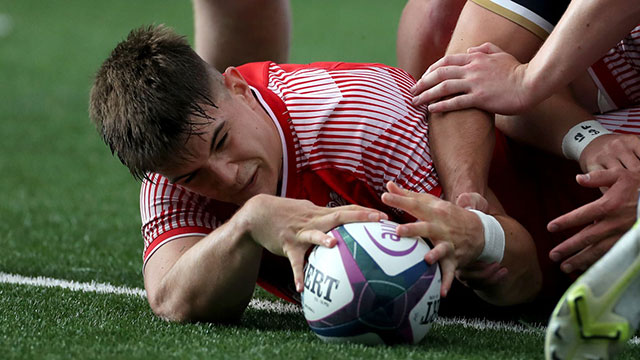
<box><xmin>268</xmin><ymin>63</ymin><xmax>439</xmax><ymax>196</ymax></box>
<box><xmin>139</xmin><ymin>173</ymin><xmax>220</xmax><ymax>267</ymax></box>
<box><xmin>589</xmin><ymin>26</ymin><xmax>640</xmax><ymax>111</ymax></box>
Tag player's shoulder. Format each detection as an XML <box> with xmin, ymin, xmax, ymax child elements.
<box><xmin>238</xmin><ymin>61</ymin><xmax>414</xmax><ymax>83</ymax></box>
<box><xmin>270</xmin><ymin>61</ymin><xmax>399</xmax><ymax>74</ymax></box>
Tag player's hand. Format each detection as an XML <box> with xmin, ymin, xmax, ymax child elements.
<box><xmin>241</xmin><ymin>194</ymin><xmax>388</xmax><ymax>293</ymax></box>
<box><xmin>547</xmin><ymin>168</ymin><xmax>640</xmax><ymax>272</ymax></box>
<box><xmin>410</xmin><ymin>42</ymin><xmax>534</xmax><ymax>115</ymax></box>
<box><xmin>579</xmin><ymin>133</ymin><xmax>640</xmax><ymax>176</ymax></box>
<box><xmin>380</xmin><ymin>181</ymin><xmax>484</xmax><ymax>298</ymax></box>
<box><xmin>453</xmin><ymin>192</ymin><xmax>509</xmax><ymax>290</ymax></box>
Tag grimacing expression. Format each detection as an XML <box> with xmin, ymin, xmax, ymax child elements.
<box><xmin>160</xmin><ymin>67</ymin><xmax>283</xmax><ymax>205</ymax></box>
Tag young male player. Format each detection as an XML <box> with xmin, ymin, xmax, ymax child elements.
<box><xmin>89</xmin><ymin>25</ymin><xmax>596</xmax><ymax>323</ymax></box>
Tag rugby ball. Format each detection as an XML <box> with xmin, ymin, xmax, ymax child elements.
<box><xmin>301</xmin><ymin>220</ymin><xmax>441</xmax><ymax>345</ymax></box>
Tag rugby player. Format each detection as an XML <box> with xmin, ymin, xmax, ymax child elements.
<box><xmin>87</xmin><ymin>25</ymin><xmax>591</xmax><ymax>323</ymax></box>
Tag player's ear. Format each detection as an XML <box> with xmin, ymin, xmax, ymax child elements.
<box><xmin>223</xmin><ymin>67</ymin><xmax>251</xmax><ymax>98</ymax></box>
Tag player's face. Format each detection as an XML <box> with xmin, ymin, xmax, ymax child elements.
<box><xmin>160</xmin><ymin>68</ymin><xmax>283</xmax><ymax>205</ymax></box>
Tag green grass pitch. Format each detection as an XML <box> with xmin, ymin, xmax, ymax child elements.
<box><xmin>0</xmin><ymin>0</ymin><xmax>637</xmax><ymax>359</ymax></box>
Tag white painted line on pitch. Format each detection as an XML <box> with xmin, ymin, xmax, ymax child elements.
<box><xmin>0</xmin><ymin>272</ymin><xmax>301</xmax><ymax>315</ymax></box>
<box><xmin>0</xmin><ymin>271</ymin><xmax>147</xmax><ymax>297</ymax></box>
<box><xmin>437</xmin><ymin>317</ymin><xmax>543</xmax><ymax>335</ymax></box>
<box><xmin>0</xmin><ymin>271</ymin><xmax>638</xmax><ymax>345</ymax></box>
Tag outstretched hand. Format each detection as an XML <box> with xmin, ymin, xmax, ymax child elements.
<box><xmin>411</xmin><ymin>42</ymin><xmax>534</xmax><ymax>115</ymax></box>
<box><xmin>380</xmin><ymin>182</ymin><xmax>484</xmax><ymax>297</ymax></box>
<box><xmin>242</xmin><ymin>194</ymin><xmax>388</xmax><ymax>293</ymax></box>
<box><xmin>548</xmin><ymin>168</ymin><xmax>640</xmax><ymax>272</ymax></box>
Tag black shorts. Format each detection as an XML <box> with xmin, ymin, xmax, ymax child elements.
<box><xmin>470</xmin><ymin>0</ymin><xmax>570</xmax><ymax>39</ymax></box>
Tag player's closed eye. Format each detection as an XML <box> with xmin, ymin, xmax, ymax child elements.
<box><xmin>215</xmin><ymin>132</ymin><xmax>228</xmax><ymax>151</ymax></box>
<box><xmin>182</xmin><ymin>170</ymin><xmax>198</xmax><ymax>185</ymax></box>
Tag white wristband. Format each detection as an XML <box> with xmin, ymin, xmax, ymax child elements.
<box><xmin>561</xmin><ymin>120</ymin><xmax>612</xmax><ymax>161</ymax></box>
<box><xmin>467</xmin><ymin>209</ymin><xmax>505</xmax><ymax>264</ymax></box>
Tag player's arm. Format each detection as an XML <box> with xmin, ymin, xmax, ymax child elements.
<box><xmin>144</xmin><ymin>223</ymin><xmax>261</xmax><ymax>323</ymax></box>
<box><xmin>496</xmin><ymin>89</ymin><xmax>640</xmax><ymax>273</ymax></box>
<box><xmin>425</xmin><ymin>1</ymin><xmax>542</xmax><ymax>204</ymax></box>
<box><xmin>412</xmin><ymin>0</ymin><xmax>640</xmax><ymax>114</ymax></box>
<box><xmin>144</xmin><ymin>194</ymin><xmax>386</xmax><ymax>323</ymax></box>
<box><xmin>382</xmin><ymin>182</ymin><xmax>542</xmax><ymax>306</ymax></box>
<box><xmin>497</xmin><ymin>87</ymin><xmax>640</xmax><ymax>173</ymax></box>
<box><xmin>515</xmin><ymin>0</ymin><xmax>640</xmax><ymax>108</ymax></box>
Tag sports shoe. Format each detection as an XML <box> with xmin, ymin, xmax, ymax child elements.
<box><xmin>545</xmin><ymin>215</ymin><xmax>640</xmax><ymax>360</ymax></box>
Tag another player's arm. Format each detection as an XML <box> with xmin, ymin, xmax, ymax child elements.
<box><xmin>495</xmin><ymin>89</ymin><xmax>589</xmax><ymax>158</ymax></box>
<box><xmin>514</xmin><ymin>0</ymin><xmax>640</xmax><ymax>107</ymax></box>
<box><xmin>425</xmin><ymin>1</ymin><xmax>542</xmax><ymax>204</ymax></box>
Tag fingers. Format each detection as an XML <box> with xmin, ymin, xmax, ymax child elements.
<box><xmin>297</xmin><ymin>228</ymin><xmax>336</xmax><ymax>248</ymax></box>
<box><xmin>385</xmin><ymin>180</ymin><xmax>412</xmax><ymax>196</ymax></box>
<box><xmin>556</xmin><ymin>236</ymin><xmax>618</xmax><ymax>273</ymax></box>
<box><xmin>550</xmin><ymin>204</ymin><xmax>634</xmax><ymax>264</ymax></box>
<box><xmin>549</xmin><ymin>222</ymin><xmax>599</xmax><ymax>264</ymax></box>
<box><xmin>397</xmin><ymin>221</ymin><xmax>444</xmax><ymax>246</ymax></box>
<box><xmin>426</xmin><ymin>94</ymin><xmax>476</xmax><ymax>113</ymax></box>
<box><xmin>427</xmin><ymin>243</ymin><xmax>456</xmax><ymax>298</ymax></box>
<box><xmin>412</xmin><ymin>78</ymin><xmax>469</xmax><ymax>107</ymax></box>
<box><xmin>548</xmin><ymin>197</ymin><xmax>607</xmax><ymax>232</ymax></box>
<box><xmin>422</xmin><ymin>53</ymin><xmax>471</xmax><ymax>79</ymax></box>
<box><xmin>467</xmin><ymin>42</ymin><xmax>503</xmax><ymax>55</ymax></box>
<box><xmin>382</xmin><ymin>181</ymin><xmax>438</xmax><ymax>219</ymax></box>
<box><xmin>290</xmin><ymin>228</ymin><xmax>348</xmax><ymax>292</ymax></box>
<box><xmin>550</xmin><ymin>169</ymin><xmax>639</xmax><ymax>232</ymax></box>
<box><xmin>287</xmin><ymin>249</ymin><xmax>308</xmax><ymax>293</ymax></box>
<box><xmin>411</xmin><ymin>56</ymin><xmax>471</xmax><ymax>103</ymax></box>
<box><xmin>316</xmin><ymin>206</ymin><xmax>388</xmax><ymax>233</ymax></box>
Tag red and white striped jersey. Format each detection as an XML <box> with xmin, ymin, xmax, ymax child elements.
<box><xmin>140</xmin><ymin>62</ymin><xmax>440</xmax><ymax>301</ymax></box>
<box><xmin>589</xmin><ymin>25</ymin><xmax>640</xmax><ymax>113</ymax></box>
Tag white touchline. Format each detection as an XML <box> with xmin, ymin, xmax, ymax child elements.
<box><xmin>0</xmin><ymin>271</ymin><xmax>147</xmax><ymax>297</ymax></box>
<box><xmin>1</xmin><ymin>272</ymin><xmax>638</xmax><ymax>345</ymax></box>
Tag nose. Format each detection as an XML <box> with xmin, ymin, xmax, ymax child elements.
<box><xmin>205</xmin><ymin>157</ymin><xmax>238</xmax><ymax>188</ymax></box>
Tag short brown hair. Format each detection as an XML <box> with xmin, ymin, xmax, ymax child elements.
<box><xmin>89</xmin><ymin>25</ymin><xmax>222</xmax><ymax>180</ymax></box>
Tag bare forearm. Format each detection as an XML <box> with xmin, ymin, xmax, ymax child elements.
<box><xmin>430</xmin><ymin>109</ymin><xmax>494</xmax><ymax>200</ymax></box>
<box><xmin>496</xmin><ymin>88</ymin><xmax>592</xmax><ymax>157</ymax></box>
<box><xmin>526</xmin><ymin>0</ymin><xmax>640</xmax><ymax>101</ymax></box>
<box><xmin>152</xmin><ymin>217</ymin><xmax>262</xmax><ymax>323</ymax></box>
<box><xmin>429</xmin><ymin>1</ymin><xmax>540</xmax><ymax>200</ymax></box>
